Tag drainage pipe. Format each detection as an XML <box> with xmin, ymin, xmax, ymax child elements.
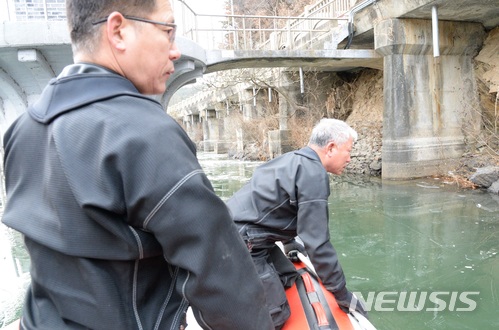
<box><xmin>299</xmin><ymin>67</ymin><xmax>305</xmax><ymax>94</ymax></box>
<box><xmin>432</xmin><ymin>6</ymin><xmax>440</xmax><ymax>57</ymax></box>
<box><xmin>345</xmin><ymin>0</ymin><xmax>377</xmax><ymax>49</ymax></box>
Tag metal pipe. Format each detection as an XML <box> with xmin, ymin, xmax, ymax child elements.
<box><xmin>345</xmin><ymin>0</ymin><xmax>377</xmax><ymax>49</ymax></box>
<box><xmin>191</xmin><ymin>27</ymin><xmax>330</xmax><ymax>33</ymax></box>
<box><xmin>178</xmin><ymin>0</ymin><xmax>196</xmax><ymax>42</ymax></box>
<box><xmin>230</xmin><ymin>0</ymin><xmax>238</xmax><ymax>50</ymax></box>
<box><xmin>43</xmin><ymin>0</ymin><xmax>48</xmax><ymax>20</ymax></box>
<box><xmin>432</xmin><ymin>6</ymin><xmax>440</xmax><ymax>57</ymax></box>
<box><xmin>243</xmin><ymin>17</ymin><xmax>247</xmax><ymax>49</ymax></box>
<box><xmin>177</xmin><ymin>0</ymin><xmax>195</xmax><ymax>15</ymax></box>
<box><xmin>348</xmin><ymin>0</ymin><xmax>377</xmax><ymax>24</ymax></box>
<box><xmin>299</xmin><ymin>67</ymin><xmax>304</xmax><ymax>94</ymax></box>
<box><xmin>191</xmin><ymin>12</ymin><xmax>344</xmax><ymax>21</ymax></box>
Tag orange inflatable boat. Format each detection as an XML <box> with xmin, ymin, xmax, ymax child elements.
<box><xmin>282</xmin><ymin>253</ymin><xmax>376</xmax><ymax>330</ymax></box>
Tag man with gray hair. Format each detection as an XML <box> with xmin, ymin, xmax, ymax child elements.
<box><xmin>227</xmin><ymin>118</ymin><xmax>367</xmax><ymax>328</ymax></box>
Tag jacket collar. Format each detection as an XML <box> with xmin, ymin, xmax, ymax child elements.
<box><xmin>295</xmin><ymin>146</ymin><xmax>321</xmax><ymax>161</ymax></box>
<box><xmin>29</xmin><ymin>63</ymin><xmax>159</xmax><ymax>124</ymax></box>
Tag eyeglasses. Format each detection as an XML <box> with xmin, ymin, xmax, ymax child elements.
<box><xmin>93</xmin><ymin>15</ymin><xmax>177</xmax><ymax>43</ymax></box>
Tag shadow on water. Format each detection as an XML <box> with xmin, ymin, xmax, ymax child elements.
<box><xmin>1</xmin><ymin>152</ymin><xmax>497</xmax><ymax>329</ymax></box>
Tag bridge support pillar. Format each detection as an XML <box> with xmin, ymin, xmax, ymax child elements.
<box><xmin>182</xmin><ymin>113</ymin><xmax>201</xmax><ymax>143</ymax></box>
<box><xmin>201</xmin><ymin>108</ymin><xmax>229</xmax><ymax>154</ymax></box>
<box><xmin>375</xmin><ymin>18</ymin><xmax>485</xmax><ymax>179</ymax></box>
<box><xmin>268</xmin><ymin>129</ymin><xmax>292</xmax><ymax>159</ymax></box>
<box><xmin>269</xmin><ymin>76</ymin><xmax>300</xmax><ymax>157</ymax></box>
<box><xmin>240</xmin><ymin>88</ymin><xmax>268</xmax><ymax>119</ymax></box>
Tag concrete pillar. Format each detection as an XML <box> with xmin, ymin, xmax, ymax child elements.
<box><xmin>182</xmin><ymin>113</ymin><xmax>201</xmax><ymax>142</ymax></box>
<box><xmin>200</xmin><ymin>106</ymin><xmax>230</xmax><ymax>154</ymax></box>
<box><xmin>234</xmin><ymin>91</ymin><xmax>252</xmax><ymax>153</ymax></box>
<box><xmin>236</xmin><ymin>128</ymin><xmax>245</xmax><ymax>153</ymax></box>
<box><xmin>375</xmin><ymin>18</ymin><xmax>485</xmax><ymax>179</ymax></box>
<box><xmin>278</xmin><ymin>92</ymin><xmax>289</xmax><ymax>131</ymax></box>
<box><xmin>201</xmin><ymin>108</ymin><xmax>217</xmax><ymax>152</ymax></box>
<box><xmin>270</xmin><ymin>72</ymin><xmax>302</xmax><ymax>156</ymax></box>
<box><xmin>182</xmin><ymin>115</ymin><xmax>192</xmax><ymax>132</ymax></box>
<box><xmin>213</xmin><ymin>102</ymin><xmax>230</xmax><ymax>154</ymax></box>
<box><xmin>240</xmin><ymin>88</ymin><xmax>258</xmax><ymax>120</ymax></box>
<box><xmin>268</xmin><ymin>129</ymin><xmax>292</xmax><ymax>159</ymax></box>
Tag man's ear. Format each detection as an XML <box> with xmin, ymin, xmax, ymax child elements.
<box><xmin>106</xmin><ymin>12</ymin><xmax>127</xmax><ymax>51</ymax></box>
<box><xmin>326</xmin><ymin>141</ymin><xmax>336</xmax><ymax>156</ymax></box>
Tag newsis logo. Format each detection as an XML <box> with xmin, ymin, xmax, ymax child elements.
<box><xmin>351</xmin><ymin>291</ymin><xmax>480</xmax><ymax>312</ymax></box>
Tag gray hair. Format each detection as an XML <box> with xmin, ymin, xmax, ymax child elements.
<box><xmin>308</xmin><ymin>118</ymin><xmax>358</xmax><ymax>148</ymax></box>
<box><xmin>66</xmin><ymin>0</ymin><xmax>158</xmax><ymax>55</ymax></box>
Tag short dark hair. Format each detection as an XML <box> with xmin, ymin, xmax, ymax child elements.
<box><xmin>66</xmin><ymin>0</ymin><xmax>157</xmax><ymax>53</ymax></box>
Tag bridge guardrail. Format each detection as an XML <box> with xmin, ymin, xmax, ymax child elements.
<box><xmin>3</xmin><ymin>0</ymin><xmax>357</xmax><ymax>52</ymax></box>
<box><xmin>178</xmin><ymin>0</ymin><xmax>354</xmax><ymax>51</ymax></box>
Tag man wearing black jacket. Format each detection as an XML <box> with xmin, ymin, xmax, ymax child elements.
<box><xmin>227</xmin><ymin>118</ymin><xmax>368</xmax><ymax>328</ymax></box>
<box><xmin>2</xmin><ymin>0</ymin><xmax>273</xmax><ymax>329</ymax></box>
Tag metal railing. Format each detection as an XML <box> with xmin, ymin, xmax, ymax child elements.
<box><xmin>177</xmin><ymin>0</ymin><xmax>355</xmax><ymax>51</ymax></box>
<box><xmin>3</xmin><ymin>0</ymin><xmax>358</xmax><ymax>51</ymax></box>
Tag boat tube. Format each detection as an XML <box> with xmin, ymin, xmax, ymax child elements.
<box><xmin>185</xmin><ymin>251</ymin><xmax>376</xmax><ymax>330</ymax></box>
<box><xmin>282</xmin><ymin>252</ymin><xmax>376</xmax><ymax>330</ymax></box>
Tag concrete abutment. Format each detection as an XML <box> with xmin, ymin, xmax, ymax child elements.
<box><xmin>375</xmin><ymin>18</ymin><xmax>485</xmax><ymax>179</ymax></box>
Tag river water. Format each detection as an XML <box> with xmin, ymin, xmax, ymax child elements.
<box><xmin>197</xmin><ymin>153</ymin><xmax>499</xmax><ymax>330</ymax></box>
<box><xmin>1</xmin><ymin>152</ymin><xmax>498</xmax><ymax>329</ymax></box>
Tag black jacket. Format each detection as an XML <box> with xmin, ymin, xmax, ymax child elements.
<box><xmin>2</xmin><ymin>64</ymin><xmax>273</xmax><ymax>330</ymax></box>
<box><xmin>227</xmin><ymin>146</ymin><xmax>347</xmax><ymax>294</ymax></box>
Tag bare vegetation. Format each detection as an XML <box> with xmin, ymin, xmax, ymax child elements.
<box><xmin>201</xmin><ymin>67</ymin><xmax>384</xmax><ymax>166</ymax></box>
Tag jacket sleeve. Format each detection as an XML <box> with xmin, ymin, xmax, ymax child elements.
<box><xmin>145</xmin><ymin>170</ymin><xmax>274</xmax><ymax>329</ymax></box>
<box><xmin>113</xmin><ymin>111</ymin><xmax>274</xmax><ymax>329</ymax></box>
<box><xmin>295</xmin><ymin>162</ymin><xmax>347</xmax><ymax>294</ymax></box>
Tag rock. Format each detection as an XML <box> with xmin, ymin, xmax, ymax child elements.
<box><xmin>369</xmin><ymin>159</ymin><xmax>382</xmax><ymax>171</ymax></box>
<box><xmin>488</xmin><ymin>180</ymin><xmax>499</xmax><ymax>194</ymax></box>
<box><xmin>469</xmin><ymin>166</ymin><xmax>499</xmax><ymax>188</ymax></box>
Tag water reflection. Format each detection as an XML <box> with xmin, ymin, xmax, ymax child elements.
<box><xmin>197</xmin><ymin>152</ymin><xmax>263</xmax><ymax>201</ymax></box>
<box><xmin>1</xmin><ymin>152</ymin><xmax>498</xmax><ymax>329</ymax></box>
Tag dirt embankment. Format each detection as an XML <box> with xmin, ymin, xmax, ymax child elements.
<box><xmin>343</xmin><ymin>69</ymin><xmax>384</xmax><ymax>176</ymax></box>
<box><xmin>452</xmin><ymin>26</ymin><xmax>499</xmax><ymax>186</ymax></box>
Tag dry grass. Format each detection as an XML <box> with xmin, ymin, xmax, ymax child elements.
<box><xmin>432</xmin><ymin>174</ymin><xmax>479</xmax><ymax>189</ymax></box>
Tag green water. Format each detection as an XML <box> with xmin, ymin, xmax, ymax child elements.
<box><xmin>1</xmin><ymin>152</ymin><xmax>498</xmax><ymax>329</ymax></box>
<box><xmin>198</xmin><ymin>153</ymin><xmax>499</xmax><ymax>330</ymax></box>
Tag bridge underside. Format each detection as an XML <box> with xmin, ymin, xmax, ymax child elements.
<box><xmin>204</xmin><ymin>49</ymin><xmax>383</xmax><ymax>73</ymax></box>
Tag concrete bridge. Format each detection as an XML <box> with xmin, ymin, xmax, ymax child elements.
<box><xmin>0</xmin><ymin>0</ymin><xmax>498</xmax><ymax>179</ymax></box>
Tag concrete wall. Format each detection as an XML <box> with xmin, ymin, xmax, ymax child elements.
<box><xmin>375</xmin><ymin>18</ymin><xmax>486</xmax><ymax>179</ymax></box>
